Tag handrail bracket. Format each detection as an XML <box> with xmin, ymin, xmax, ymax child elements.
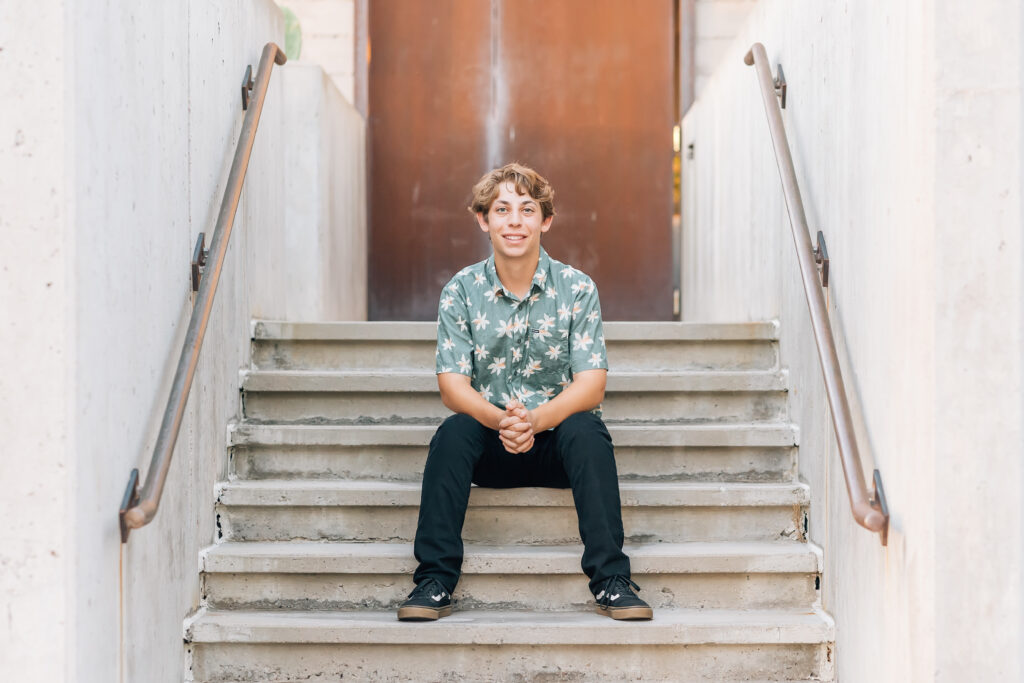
<box><xmin>241</xmin><ymin>65</ymin><xmax>254</xmax><ymax>111</ymax></box>
<box><xmin>814</xmin><ymin>230</ymin><xmax>829</xmax><ymax>287</ymax></box>
<box><xmin>191</xmin><ymin>232</ymin><xmax>209</xmax><ymax>294</ymax></box>
<box><xmin>774</xmin><ymin>63</ymin><xmax>787</xmax><ymax>109</ymax></box>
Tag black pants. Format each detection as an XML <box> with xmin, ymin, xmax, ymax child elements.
<box><xmin>412</xmin><ymin>411</ymin><xmax>631</xmax><ymax>594</ymax></box>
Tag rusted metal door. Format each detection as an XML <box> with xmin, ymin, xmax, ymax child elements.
<box><xmin>369</xmin><ymin>0</ymin><xmax>676</xmax><ymax>320</ymax></box>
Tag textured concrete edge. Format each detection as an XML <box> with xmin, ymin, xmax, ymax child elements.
<box><xmin>251</xmin><ymin>320</ymin><xmax>781</xmax><ymax>341</ymax></box>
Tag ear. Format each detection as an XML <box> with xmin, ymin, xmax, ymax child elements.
<box><xmin>475</xmin><ymin>211</ymin><xmax>490</xmax><ymax>233</ymax></box>
<box><xmin>540</xmin><ymin>215</ymin><xmax>553</xmax><ymax>233</ymax></box>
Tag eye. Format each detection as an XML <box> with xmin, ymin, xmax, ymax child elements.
<box><xmin>523</xmin><ymin>207</ymin><xmax>535</xmax><ymax>214</ymax></box>
<box><xmin>494</xmin><ymin>207</ymin><xmax>507</xmax><ymax>214</ymax></box>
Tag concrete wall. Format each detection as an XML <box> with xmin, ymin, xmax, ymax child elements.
<box><xmin>681</xmin><ymin>0</ymin><xmax>1022</xmax><ymax>680</ymax></box>
<box><xmin>277</xmin><ymin>0</ymin><xmax>355</xmax><ymax>104</ymax></box>
<box><xmin>694</xmin><ymin>0</ymin><xmax>758</xmax><ymax>97</ymax></box>
<box><xmin>2</xmin><ymin>1</ymin><xmax>286</xmax><ymax>681</ymax></box>
<box><xmin>282</xmin><ymin>62</ymin><xmax>367</xmax><ymax>320</ymax></box>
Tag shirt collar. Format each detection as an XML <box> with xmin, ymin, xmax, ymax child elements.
<box><xmin>484</xmin><ymin>247</ymin><xmax>552</xmax><ymax>299</ymax></box>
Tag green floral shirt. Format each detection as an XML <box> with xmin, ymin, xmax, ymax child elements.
<box><xmin>435</xmin><ymin>247</ymin><xmax>607</xmax><ymax>416</ymax></box>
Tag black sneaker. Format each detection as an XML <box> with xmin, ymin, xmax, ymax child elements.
<box><xmin>397</xmin><ymin>577</ymin><xmax>452</xmax><ymax>621</ymax></box>
<box><xmin>594</xmin><ymin>575</ymin><xmax>653</xmax><ymax>620</ymax></box>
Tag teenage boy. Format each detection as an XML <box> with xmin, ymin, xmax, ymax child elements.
<box><xmin>397</xmin><ymin>163</ymin><xmax>653</xmax><ymax>622</ymax></box>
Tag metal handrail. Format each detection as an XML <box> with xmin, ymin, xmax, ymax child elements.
<box><xmin>119</xmin><ymin>42</ymin><xmax>287</xmax><ymax>542</ymax></box>
<box><xmin>744</xmin><ymin>42</ymin><xmax>890</xmax><ymax>545</ymax></box>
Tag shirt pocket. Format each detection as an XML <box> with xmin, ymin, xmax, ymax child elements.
<box><xmin>529</xmin><ymin>329</ymin><xmax>571</xmax><ymax>395</ymax></box>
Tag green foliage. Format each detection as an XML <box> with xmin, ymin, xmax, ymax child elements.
<box><xmin>281</xmin><ymin>7</ymin><xmax>302</xmax><ymax>61</ymax></box>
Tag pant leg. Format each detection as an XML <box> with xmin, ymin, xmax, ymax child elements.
<box><xmin>412</xmin><ymin>413</ymin><xmax>490</xmax><ymax>592</ymax></box>
<box><xmin>549</xmin><ymin>412</ymin><xmax>631</xmax><ymax>593</ymax></box>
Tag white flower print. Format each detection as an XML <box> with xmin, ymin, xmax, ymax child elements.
<box><xmin>571</xmin><ymin>281</ymin><xmax>584</xmax><ymax>296</ymax></box>
<box><xmin>440</xmin><ymin>295</ymin><xmax>455</xmax><ymax>311</ymax></box>
<box><xmin>495</xmin><ymin>317</ymin><xmax>514</xmax><ymax>338</ymax></box>
<box><xmin>465</xmin><ymin>296</ymin><xmax>473</xmax><ymax>307</ymax></box>
<box><xmin>546</xmin><ymin>286</ymin><xmax>557</xmax><ymax>300</ymax></box>
<box><xmin>559</xmin><ymin>327</ymin><xmax>570</xmax><ymax>339</ymax></box>
<box><xmin>535</xmin><ymin>326</ymin><xmax>552</xmax><ymax>341</ymax></box>
<box><xmin>518</xmin><ymin>387</ymin><xmax>534</xmax><ymax>399</ymax></box>
<box><xmin>443</xmin><ymin>337</ymin><xmax>455</xmax><ymax>351</ymax></box>
<box><xmin>473</xmin><ymin>272</ymin><xmax>486</xmax><ymax>286</ymax></box>
<box><xmin>474</xmin><ymin>344</ymin><xmax>489</xmax><ymax>360</ymax></box>
<box><xmin>455</xmin><ymin>315</ymin><xmax>468</xmax><ymax>332</ymax></box>
<box><xmin>573</xmin><ymin>331</ymin><xmax>594</xmax><ymax>351</ymax></box>
<box><xmin>538</xmin><ymin>314</ymin><xmax>556</xmax><ymax>330</ymax></box>
<box><xmin>536</xmin><ymin>270</ymin><xmax>547</xmax><ymax>284</ymax></box>
<box><xmin>449</xmin><ymin>283</ymin><xmax>460</xmax><ymax>292</ymax></box>
<box><xmin>599</xmin><ymin>335</ymin><xmax>605</xmax><ymax>347</ymax></box>
<box><xmin>571</xmin><ymin>302</ymin><xmax>582</xmax><ymax>320</ymax></box>
<box><xmin>539</xmin><ymin>386</ymin><xmax>555</xmax><ymax>398</ymax></box>
<box><xmin>457</xmin><ymin>355</ymin><xmax>472</xmax><ymax>374</ymax></box>
<box><xmin>557</xmin><ymin>303</ymin><xmax>572</xmax><ymax>321</ymax></box>
<box><xmin>440</xmin><ymin>366</ymin><xmax>452</xmax><ymax>373</ymax></box>
<box><xmin>511</xmin><ymin>347</ymin><xmax>522</xmax><ymax>362</ymax></box>
<box><xmin>484</xmin><ymin>285</ymin><xmax>502</xmax><ymax>303</ymax></box>
<box><xmin>586</xmin><ymin>310</ymin><xmax>600</xmax><ymax>323</ymax></box>
<box><xmin>589</xmin><ymin>352</ymin><xmax>604</xmax><ymax>367</ymax></box>
<box><xmin>561</xmin><ymin>265</ymin><xmax>578</xmax><ymax>279</ymax></box>
<box><xmin>487</xmin><ymin>357</ymin><xmax>507</xmax><ymax>375</ymax></box>
<box><xmin>523</xmin><ymin>359</ymin><xmax>542</xmax><ymax>377</ymax></box>
<box><xmin>473</xmin><ymin>311</ymin><xmax>490</xmax><ymax>330</ymax></box>
<box><xmin>479</xmin><ymin>384</ymin><xmax>493</xmax><ymax>401</ymax></box>
<box><xmin>529</xmin><ymin>292</ymin><xmax>540</xmax><ymax>304</ymax></box>
<box><xmin>512</xmin><ymin>315</ymin><xmax>527</xmax><ymax>334</ymax></box>
<box><xmin>545</xmin><ymin>344</ymin><xmax>563</xmax><ymax>360</ymax></box>
<box><xmin>558</xmin><ymin>374</ymin><xmax>572</xmax><ymax>388</ymax></box>
<box><xmin>500</xmin><ymin>391</ymin><xmax>514</xmax><ymax>406</ymax></box>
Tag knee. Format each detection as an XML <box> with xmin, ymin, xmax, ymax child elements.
<box><xmin>556</xmin><ymin>412</ymin><xmax>613</xmax><ymax>457</ymax></box>
<box><xmin>427</xmin><ymin>413</ymin><xmax>487</xmax><ymax>463</ymax></box>
<box><xmin>559</xmin><ymin>412</ymin><xmax>608</xmax><ymax>439</ymax></box>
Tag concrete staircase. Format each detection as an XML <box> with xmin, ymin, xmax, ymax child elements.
<box><xmin>185</xmin><ymin>321</ymin><xmax>835</xmax><ymax>682</ymax></box>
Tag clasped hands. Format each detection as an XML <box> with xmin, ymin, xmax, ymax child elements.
<box><xmin>498</xmin><ymin>400</ymin><xmax>536</xmax><ymax>453</ymax></box>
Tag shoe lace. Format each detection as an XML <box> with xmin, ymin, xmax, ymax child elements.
<box><xmin>408</xmin><ymin>577</ymin><xmax>447</xmax><ymax>599</ymax></box>
<box><xmin>596</xmin><ymin>575</ymin><xmax>640</xmax><ymax>603</ymax></box>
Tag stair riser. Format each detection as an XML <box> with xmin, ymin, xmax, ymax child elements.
<box><xmin>252</xmin><ymin>339</ymin><xmax>778</xmax><ymax>373</ymax></box>
<box><xmin>232</xmin><ymin>445</ymin><xmax>797</xmax><ymax>483</ymax></box>
<box><xmin>203</xmin><ymin>572</ymin><xmax>818</xmax><ymax>611</ymax></box>
<box><xmin>216</xmin><ymin>506</ymin><xmax>806</xmax><ymax>544</ymax></box>
<box><xmin>188</xmin><ymin>642</ymin><xmax>833</xmax><ymax>682</ymax></box>
<box><xmin>242</xmin><ymin>391</ymin><xmax>788</xmax><ymax>423</ymax></box>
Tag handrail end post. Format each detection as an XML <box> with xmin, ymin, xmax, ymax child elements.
<box><xmin>118</xmin><ymin>468</ymin><xmax>141</xmax><ymax>544</ymax></box>
<box><xmin>271</xmin><ymin>43</ymin><xmax>288</xmax><ymax>66</ymax></box>
<box><xmin>873</xmin><ymin>469</ymin><xmax>890</xmax><ymax>546</ymax></box>
<box><xmin>743</xmin><ymin>49</ymin><xmax>755</xmax><ymax>66</ymax></box>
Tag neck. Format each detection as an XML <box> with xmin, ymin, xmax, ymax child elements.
<box><xmin>494</xmin><ymin>249</ymin><xmax>540</xmax><ymax>299</ymax></box>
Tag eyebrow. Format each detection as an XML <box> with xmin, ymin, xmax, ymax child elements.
<box><xmin>494</xmin><ymin>198</ymin><xmax>538</xmax><ymax>206</ymax></box>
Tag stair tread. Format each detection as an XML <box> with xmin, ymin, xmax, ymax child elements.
<box><xmin>229</xmin><ymin>421</ymin><xmax>800</xmax><ymax>447</ymax></box>
<box><xmin>185</xmin><ymin>606</ymin><xmax>833</xmax><ymax>645</ymax></box>
<box><xmin>201</xmin><ymin>540</ymin><xmax>821</xmax><ymax>574</ymax></box>
<box><xmin>215</xmin><ymin>479</ymin><xmax>811</xmax><ymax>507</ymax></box>
<box><xmin>240</xmin><ymin>369</ymin><xmax>788</xmax><ymax>393</ymax></box>
<box><xmin>253</xmin><ymin>320</ymin><xmax>780</xmax><ymax>342</ymax></box>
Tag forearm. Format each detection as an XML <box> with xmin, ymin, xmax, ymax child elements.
<box><xmin>438</xmin><ymin>374</ymin><xmax>506</xmax><ymax>430</ymax></box>
<box><xmin>531</xmin><ymin>370</ymin><xmax>606</xmax><ymax>432</ymax></box>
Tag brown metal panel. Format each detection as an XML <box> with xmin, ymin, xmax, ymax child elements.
<box><xmin>369</xmin><ymin>0</ymin><xmax>676</xmax><ymax>320</ymax></box>
<box><xmin>498</xmin><ymin>0</ymin><xmax>677</xmax><ymax>320</ymax></box>
<box><xmin>368</xmin><ymin>1</ymin><xmax>493</xmax><ymax>320</ymax></box>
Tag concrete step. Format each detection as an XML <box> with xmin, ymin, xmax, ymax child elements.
<box><xmin>240</xmin><ymin>370</ymin><xmax>789</xmax><ymax>423</ymax></box>
<box><xmin>186</xmin><ymin>608</ymin><xmax>835</xmax><ymax>682</ymax></box>
<box><xmin>200</xmin><ymin>540</ymin><xmax>822</xmax><ymax>611</ymax></box>
<box><xmin>214</xmin><ymin>481</ymin><xmax>810</xmax><ymax>544</ymax></box>
<box><xmin>229</xmin><ymin>422</ymin><xmax>798</xmax><ymax>483</ymax></box>
<box><xmin>251</xmin><ymin>320</ymin><xmax>780</xmax><ymax>373</ymax></box>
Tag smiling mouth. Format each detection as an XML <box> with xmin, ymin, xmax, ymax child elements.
<box><xmin>503</xmin><ymin>235</ymin><xmax>527</xmax><ymax>242</ymax></box>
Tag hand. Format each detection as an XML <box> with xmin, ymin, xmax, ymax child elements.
<box><xmin>498</xmin><ymin>400</ymin><xmax>535</xmax><ymax>453</ymax></box>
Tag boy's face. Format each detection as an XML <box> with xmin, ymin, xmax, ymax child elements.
<box><xmin>476</xmin><ymin>181</ymin><xmax>552</xmax><ymax>263</ymax></box>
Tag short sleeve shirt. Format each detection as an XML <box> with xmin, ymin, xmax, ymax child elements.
<box><xmin>435</xmin><ymin>247</ymin><xmax>608</xmax><ymax>416</ymax></box>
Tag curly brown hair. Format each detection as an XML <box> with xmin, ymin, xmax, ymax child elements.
<box><xmin>467</xmin><ymin>162</ymin><xmax>556</xmax><ymax>220</ymax></box>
